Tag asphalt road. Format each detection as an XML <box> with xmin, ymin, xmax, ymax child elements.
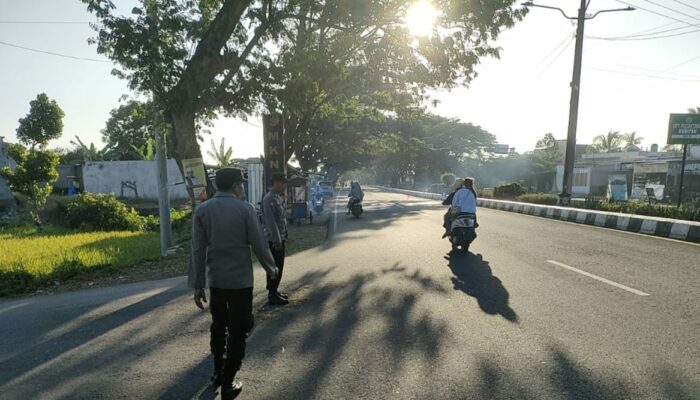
<box><xmin>1</xmin><ymin>187</ymin><xmax>699</xmax><ymax>399</ymax></box>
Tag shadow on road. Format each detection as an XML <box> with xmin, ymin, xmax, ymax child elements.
<box><xmin>468</xmin><ymin>347</ymin><xmax>700</xmax><ymax>400</ymax></box>
<box><xmin>447</xmin><ymin>252</ymin><xmax>518</xmax><ymax>323</ymax></box>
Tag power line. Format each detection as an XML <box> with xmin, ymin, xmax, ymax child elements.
<box><xmin>533</xmin><ymin>29</ymin><xmax>575</xmax><ymax>69</ymax></box>
<box><xmin>0</xmin><ymin>21</ymin><xmax>91</xmax><ymax>24</ymax></box>
<box><xmin>537</xmin><ymin>36</ymin><xmax>574</xmax><ymax>77</ymax></box>
<box><xmin>604</xmin><ymin>23</ymin><xmax>697</xmax><ymax>39</ymax></box>
<box><xmin>588</xmin><ymin>27</ymin><xmax>700</xmax><ymax>40</ymax></box>
<box><xmin>638</xmin><ymin>0</ymin><xmax>700</xmax><ymax>21</ymax></box>
<box><xmin>587</xmin><ymin>66</ymin><xmax>700</xmax><ymax>81</ymax></box>
<box><xmin>657</xmin><ymin>53</ymin><xmax>700</xmax><ymax>75</ymax></box>
<box><xmin>613</xmin><ymin>64</ymin><xmax>700</xmax><ymax>78</ymax></box>
<box><xmin>670</xmin><ymin>0</ymin><xmax>700</xmax><ymax>13</ymax></box>
<box><xmin>0</xmin><ymin>40</ymin><xmax>110</xmax><ymax>63</ymax></box>
<box><xmin>616</xmin><ymin>1</ymin><xmax>700</xmax><ymax>28</ymax></box>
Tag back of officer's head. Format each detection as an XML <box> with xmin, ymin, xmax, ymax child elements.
<box><xmin>215</xmin><ymin>168</ymin><xmax>241</xmax><ymax>192</ymax></box>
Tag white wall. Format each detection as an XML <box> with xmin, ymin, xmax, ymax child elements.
<box><xmin>82</xmin><ymin>160</ymin><xmax>189</xmax><ymax>200</ymax></box>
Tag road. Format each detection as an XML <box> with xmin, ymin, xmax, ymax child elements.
<box><xmin>1</xmin><ymin>187</ymin><xmax>699</xmax><ymax>399</ymax></box>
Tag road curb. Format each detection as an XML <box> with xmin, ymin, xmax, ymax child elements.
<box><xmin>379</xmin><ymin>186</ymin><xmax>700</xmax><ymax>243</ymax></box>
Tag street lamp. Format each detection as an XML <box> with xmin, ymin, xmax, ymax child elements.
<box><xmin>523</xmin><ymin>1</ymin><xmax>634</xmax><ymax>205</ymax></box>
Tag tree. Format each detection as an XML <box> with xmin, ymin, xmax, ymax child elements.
<box><xmin>536</xmin><ymin>133</ymin><xmax>558</xmax><ymax>150</ymax></box>
<box><xmin>207</xmin><ymin>138</ymin><xmax>234</xmax><ymax>167</ymax></box>
<box><xmin>525</xmin><ymin>133</ymin><xmax>561</xmax><ymax>192</ymax></box>
<box><xmin>589</xmin><ymin>130</ymin><xmax>623</xmax><ymax>153</ymax></box>
<box><xmin>1</xmin><ymin>144</ymin><xmax>60</xmax><ymax>229</ymax></box>
<box><xmin>622</xmin><ymin>132</ymin><xmax>643</xmax><ymax>149</ymax></box>
<box><xmin>69</xmin><ymin>136</ymin><xmax>114</xmax><ymax>161</ymax></box>
<box><xmin>16</xmin><ymin>93</ymin><xmax>65</xmax><ymax>148</ymax></box>
<box><xmin>689</xmin><ymin>107</ymin><xmax>699</xmax><ymax>114</ymax></box>
<box><xmin>101</xmin><ymin>101</ymin><xmax>166</xmax><ymax>160</ymax></box>
<box><xmin>84</xmin><ymin>0</ymin><xmax>526</xmax><ymax>174</ymax></box>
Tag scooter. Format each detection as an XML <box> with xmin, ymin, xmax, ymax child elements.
<box><xmin>449</xmin><ymin>213</ymin><xmax>477</xmax><ymax>252</ymax></box>
<box><xmin>349</xmin><ymin>198</ymin><xmax>363</xmax><ymax>218</ymax></box>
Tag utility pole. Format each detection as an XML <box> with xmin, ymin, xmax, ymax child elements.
<box><xmin>524</xmin><ymin>1</ymin><xmax>634</xmax><ymax>205</ymax></box>
<box><xmin>155</xmin><ymin>129</ymin><xmax>172</xmax><ymax>255</ymax></box>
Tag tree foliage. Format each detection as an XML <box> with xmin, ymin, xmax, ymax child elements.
<box><xmin>101</xmin><ymin>100</ymin><xmax>166</xmax><ymax>160</ymax></box>
<box><xmin>589</xmin><ymin>130</ymin><xmax>623</xmax><ymax>153</ymax></box>
<box><xmin>207</xmin><ymin>138</ymin><xmax>235</xmax><ymax>167</ymax></box>
<box><xmin>622</xmin><ymin>132</ymin><xmax>643</xmax><ymax>149</ymax></box>
<box><xmin>83</xmin><ymin>0</ymin><xmax>526</xmax><ymax>169</ymax></box>
<box><xmin>1</xmin><ymin>144</ymin><xmax>60</xmax><ymax>227</ymax></box>
<box><xmin>16</xmin><ymin>93</ymin><xmax>65</xmax><ymax>148</ymax></box>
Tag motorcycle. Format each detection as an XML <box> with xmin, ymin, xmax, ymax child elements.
<box><xmin>349</xmin><ymin>198</ymin><xmax>363</xmax><ymax>218</ymax></box>
<box><xmin>449</xmin><ymin>213</ymin><xmax>477</xmax><ymax>252</ymax></box>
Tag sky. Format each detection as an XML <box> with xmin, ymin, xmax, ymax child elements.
<box><xmin>0</xmin><ymin>0</ymin><xmax>699</xmax><ymax>164</ymax></box>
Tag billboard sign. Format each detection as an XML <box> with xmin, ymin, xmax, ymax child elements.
<box><xmin>182</xmin><ymin>158</ymin><xmax>207</xmax><ymax>204</ymax></box>
<box><xmin>668</xmin><ymin>113</ymin><xmax>700</xmax><ymax>145</ymax></box>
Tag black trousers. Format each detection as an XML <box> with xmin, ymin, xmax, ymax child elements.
<box><xmin>209</xmin><ymin>287</ymin><xmax>254</xmax><ymax>381</ymax></box>
<box><xmin>266</xmin><ymin>241</ymin><xmax>286</xmax><ymax>294</ymax></box>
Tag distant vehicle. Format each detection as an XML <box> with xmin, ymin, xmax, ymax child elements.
<box><xmin>317</xmin><ymin>181</ymin><xmax>334</xmax><ymax>197</ymax></box>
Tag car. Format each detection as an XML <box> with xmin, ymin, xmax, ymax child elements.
<box><xmin>317</xmin><ymin>181</ymin><xmax>334</xmax><ymax>198</ymax></box>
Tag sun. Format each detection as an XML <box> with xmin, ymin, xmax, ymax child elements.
<box><xmin>405</xmin><ymin>1</ymin><xmax>439</xmax><ymax>37</ymax></box>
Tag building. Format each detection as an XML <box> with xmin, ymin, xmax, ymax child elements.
<box><xmin>555</xmin><ymin>145</ymin><xmax>700</xmax><ymax>203</ymax></box>
<box><xmin>0</xmin><ymin>137</ymin><xmax>17</xmax><ymax>209</ymax></box>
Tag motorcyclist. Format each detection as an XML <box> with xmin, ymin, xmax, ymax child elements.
<box><xmin>441</xmin><ymin>178</ymin><xmax>464</xmax><ymax>237</ymax></box>
<box><xmin>347</xmin><ymin>182</ymin><xmax>364</xmax><ymax>214</ymax></box>
<box><xmin>442</xmin><ymin>177</ymin><xmax>478</xmax><ymax>238</ymax></box>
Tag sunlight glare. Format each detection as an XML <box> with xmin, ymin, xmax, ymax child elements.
<box><xmin>405</xmin><ymin>1</ymin><xmax>439</xmax><ymax>37</ymax></box>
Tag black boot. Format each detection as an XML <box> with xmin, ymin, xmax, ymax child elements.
<box><xmin>221</xmin><ymin>381</ymin><xmax>243</xmax><ymax>400</ymax></box>
<box><xmin>221</xmin><ymin>364</ymin><xmax>243</xmax><ymax>400</ymax></box>
<box><xmin>210</xmin><ymin>355</ymin><xmax>223</xmax><ymax>387</ymax></box>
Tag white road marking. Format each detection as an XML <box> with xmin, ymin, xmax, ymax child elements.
<box><xmin>333</xmin><ymin>195</ymin><xmax>342</xmax><ymax>233</ymax></box>
<box><xmin>546</xmin><ymin>260</ymin><xmax>650</xmax><ymax>296</ymax></box>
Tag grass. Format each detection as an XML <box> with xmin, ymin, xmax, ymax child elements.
<box><xmin>0</xmin><ymin>225</ymin><xmax>160</xmax><ymax>296</ymax></box>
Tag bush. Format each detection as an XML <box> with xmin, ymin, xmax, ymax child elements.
<box><xmin>515</xmin><ymin>193</ymin><xmax>559</xmax><ymax>205</ymax></box>
<box><xmin>479</xmin><ymin>189</ymin><xmax>494</xmax><ymax>199</ymax></box>
<box><xmin>59</xmin><ymin>193</ymin><xmax>145</xmax><ymax>231</ymax></box>
<box><xmin>428</xmin><ymin>183</ymin><xmax>449</xmax><ymax>194</ymax></box>
<box><xmin>144</xmin><ymin>208</ymin><xmax>192</xmax><ymax>231</ymax></box>
<box><xmin>493</xmin><ymin>183</ymin><xmax>526</xmax><ymax>199</ymax></box>
<box><xmin>581</xmin><ymin>200</ymin><xmax>700</xmax><ymax>222</ymax></box>
<box><xmin>441</xmin><ymin>173</ymin><xmax>457</xmax><ymax>186</ymax></box>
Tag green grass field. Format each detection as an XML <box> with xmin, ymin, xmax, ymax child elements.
<box><xmin>0</xmin><ymin>226</ymin><xmax>161</xmax><ymax>296</ymax></box>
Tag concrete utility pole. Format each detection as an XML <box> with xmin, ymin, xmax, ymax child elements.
<box><xmin>155</xmin><ymin>130</ymin><xmax>172</xmax><ymax>255</ymax></box>
<box><xmin>524</xmin><ymin>1</ymin><xmax>634</xmax><ymax>205</ymax></box>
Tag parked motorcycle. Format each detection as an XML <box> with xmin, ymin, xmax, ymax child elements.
<box><xmin>449</xmin><ymin>213</ymin><xmax>477</xmax><ymax>252</ymax></box>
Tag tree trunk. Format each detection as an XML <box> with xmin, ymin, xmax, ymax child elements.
<box><xmin>168</xmin><ymin>108</ymin><xmax>202</xmax><ymax>206</ymax></box>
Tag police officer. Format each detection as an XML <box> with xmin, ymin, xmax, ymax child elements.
<box><xmin>262</xmin><ymin>172</ymin><xmax>290</xmax><ymax>306</ymax></box>
<box><xmin>189</xmin><ymin>167</ymin><xmax>278</xmax><ymax>399</ymax></box>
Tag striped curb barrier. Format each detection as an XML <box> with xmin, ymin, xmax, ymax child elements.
<box><xmin>379</xmin><ymin>186</ymin><xmax>700</xmax><ymax>243</ymax></box>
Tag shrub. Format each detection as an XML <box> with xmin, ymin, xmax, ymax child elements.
<box><xmin>441</xmin><ymin>173</ymin><xmax>457</xmax><ymax>186</ymax></box>
<box><xmin>479</xmin><ymin>189</ymin><xmax>494</xmax><ymax>199</ymax></box>
<box><xmin>59</xmin><ymin>193</ymin><xmax>145</xmax><ymax>231</ymax></box>
<box><xmin>515</xmin><ymin>193</ymin><xmax>559</xmax><ymax>205</ymax></box>
<box><xmin>144</xmin><ymin>208</ymin><xmax>192</xmax><ymax>231</ymax></box>
<box><xmin>493</xmin><ymin>183</ymin><xmax>526</xmax><ymax>199</ymax></box>
<box><xmin>428</xmin><ymin>183</ymin><xmax>449</xmax><ymax>194</ymax></box>
<box><xmin>585</xmin><ymin>200</ymin><xmax>700</xmax><ymax>222</ymax></box>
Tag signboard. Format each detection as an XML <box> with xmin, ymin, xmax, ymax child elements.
<box><xmin>668</xmin><ymin>113</ymin><xmax>700</xmax><ymax>145</ymax></box>
<box><xmin>607</xmin><ymin>174</ymin><xmax>628</xmax><ymax>201</ymax></box>
<box><xmin>182</xmin><ymin>158</ymin><xmax>207</xmax><ymax>204</ymax></box>
<box><xmin>263</xmin><ymin>114</ymin><xmax>286</xmax><ymax>186</ymax></box>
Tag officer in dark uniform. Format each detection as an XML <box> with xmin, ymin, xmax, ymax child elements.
<box><xmin>189</xmin><ymin>167</ymin><xmax>278</xmax><ymax>399</ymax></box>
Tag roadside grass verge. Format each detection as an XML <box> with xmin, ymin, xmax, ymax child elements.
<box><xmin>0</xmin><ymin>226</ymin><xmax>160</xmax><ymax>296</ymax></box>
